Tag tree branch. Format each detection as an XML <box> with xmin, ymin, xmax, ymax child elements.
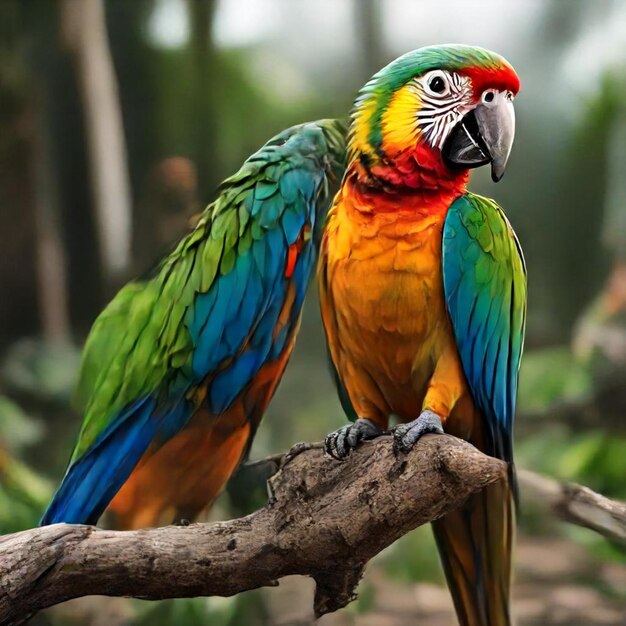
<box><xmin>518</xmin><ymin>469</ymin><xmax>626</xmax><ymax>546</ymax></box>
<box><xmin>0</xmin><ymin>435</ymin><xmax>505</xmax><ymax>626</ymax></box>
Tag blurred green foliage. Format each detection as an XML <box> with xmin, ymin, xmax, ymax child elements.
<box><xmin>518</xmin><ymin>427</ymin><xmax>626</xmax><ymax>499</ymax></box>
<box><xmin>133</xmin><ymin>594</ymin><xmax>269</xmax><ymax>626</ymax></box>
<box><xmin>379</xmin><ymin>525</ymin><xmax>444</xmax><ymax>586</ymax></box>
<box><xmin>0</xmin><ymin>395</ymin><xmax>51</xmax><ymax>533</ymax></box>
<box><xmin>1</xmin><ymin>339</ymin><xmax>79</xmax><ymax>403</ymax></box>
<box><xmin>517</xmin><ymin>348</ymin><xmax>592</xmax><ymax>412</ymax></box>
<box><xmin>0</xmin><ymin>447</ymin><xmax>51</xmax><ymax>533</ymax></box>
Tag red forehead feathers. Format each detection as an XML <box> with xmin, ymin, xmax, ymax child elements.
<box><xmin>461</xmin><ymin>64</ymin><xmax>521</xmax><ymax>98</ymax></box>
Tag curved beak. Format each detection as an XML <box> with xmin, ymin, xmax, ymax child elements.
<box><xmin>442</xmin><ymin>92</ymin><xmax>515</xmax><ymax>182</ymax></box>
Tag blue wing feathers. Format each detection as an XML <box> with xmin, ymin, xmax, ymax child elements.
<box><xmin>187</xmin><ymin>159</ymin><xmax>322</xmax><ymax>416</ymax></box>
<box><xmin>259</xmin><ymin>193</ymin><xmax>283</xmax><ymax>228</ymax></box>
<box><xmin>291</xmin><ymin>243</ymin><xmax>316</xmax><ymax>310</ymax></box>
<box><xmin>253</xmin><ymin>181</ymin><xmax>277</xmax><ymax>201</ymax></box>
<box><xmin>279</xmin><ymin>169</ymin><xmax>301</xmax><ymax>203</ymax></box>
<box><xmin>282</xmin><ymin>206</ymin><xmax>306</xmax><ymax>243</ymax></box>
<box><xmin>443</xmin><ymin>194</ymin><xmax>526</xmax><ymax>464</ymax></box>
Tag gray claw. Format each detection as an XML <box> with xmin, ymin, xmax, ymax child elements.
<box><xmin>335</xmin><ymin>427</ymin><xmax>349</xmax><ymax>457</ymax></box>
<box><xmin>392</xmin><ymin>410</ymin><xmax>444</xmax><ymax>453</ymax></box>
<box><xmin>325</xmin><ymin>418</ymin><xmax>383</xmax><ymax>460</ymax></box>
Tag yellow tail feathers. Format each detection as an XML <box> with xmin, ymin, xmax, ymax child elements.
<box><xmin>432</xmin><ymin>477</ymin><xmax>514</xmax><ymax>626</ymax></box>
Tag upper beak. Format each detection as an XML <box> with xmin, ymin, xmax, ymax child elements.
<box><xmin>442</xmin><ymin>92</ymin><xmax>515</xmax><ymax>182</ymax></box>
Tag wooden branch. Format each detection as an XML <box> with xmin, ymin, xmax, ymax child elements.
<box><xmin>518</xmin><ymin>469</ymin><xmax>626</xmax><ymax>546</ymax></box>
<box><xmin>0</xmin><ymin>435</ymin><xmax>505</xmax><ymax>626</ymax></box>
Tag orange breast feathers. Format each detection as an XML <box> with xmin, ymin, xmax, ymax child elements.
<box><xmin>318</xmin><ymin>177</ymin><xmax>473</xmax><ymax>430</ymax></box>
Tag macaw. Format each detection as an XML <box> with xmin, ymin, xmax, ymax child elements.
<box><xmin>41</xmin><ymin>119</ymin><xmax>346</xmax><ymax>529</ymax></box>
<box><xmin>319</xmin><ymin>45</ymin><xmax>526</xmax><ymax>626</ymax></box>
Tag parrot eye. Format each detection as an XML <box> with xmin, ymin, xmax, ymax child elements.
<box><xmin>481</xmin><ymin>89</ymin><xmax>498</xmax><ymax>105</ymax></box>
<box><xmin>429</xmin><ymin>76</ymin><xmax>446</xmax><ymax>93</ymax></box>
<box><xmin>424</xmin><ymin>70</ymin><xmax>450</xmax><ymax>96</ymax></box>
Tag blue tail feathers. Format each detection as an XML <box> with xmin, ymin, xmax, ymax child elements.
<box><xmin>40</xmin><ymin>397</ymin><xmax>164</xmax><ymax>526</ymax></box>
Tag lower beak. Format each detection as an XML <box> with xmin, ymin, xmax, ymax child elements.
<box><xmin>442</xmin><ymin>93</ymin><xmax>515</xmax><ymax>182</ymax></box>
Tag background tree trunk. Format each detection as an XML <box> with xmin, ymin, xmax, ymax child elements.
<box><xmin>59</xmin><ymin>0</ymin><xmax>132</xmax><ymax>283</ymax></box>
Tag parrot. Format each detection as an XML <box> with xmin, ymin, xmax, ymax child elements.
<box><xmin>41</xmin><ymin>119</ymin><xmax>346</xmax><ymax>529</ymax></box>
<box><xmin>318</xmin><ymin>45</ymin><xmax>527</xmax><ymax>626</ymax></box>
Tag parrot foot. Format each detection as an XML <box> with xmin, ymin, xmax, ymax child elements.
<box><xmin>324</xmin><ymin>418</ymin><xmax>383</xmax><ymax>460</ymax></box>
<box><xmin>392</xmin><ymin>410</ymin><xmax>444</xmax><ymax>453</ymax></box>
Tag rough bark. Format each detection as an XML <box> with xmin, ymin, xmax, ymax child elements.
<box><xmin>0</xmin><ymin>435</ymin><xmax>505</xmax><ymax>626</ymax></box>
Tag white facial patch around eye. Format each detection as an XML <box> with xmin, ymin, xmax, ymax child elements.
<box><xmin>411</xmin><ymin>71</ymin><xmax>473</xmax><ymax>151</ymax></box>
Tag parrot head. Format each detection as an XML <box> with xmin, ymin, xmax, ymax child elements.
<box><xmin>350</xmin><ymin>44</ymin><xmax>520</xmax><ymax>186</ymax></box>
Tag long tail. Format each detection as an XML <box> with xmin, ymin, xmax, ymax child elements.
<box><xmin>40</xmin><ymin>397</ymin><xmax>164</xmax><ymax>526</ymax></box>
<box><xmin>432</xmin><ymin>476</ymin><xmax>514</xmax><ymax>626</ymax></box>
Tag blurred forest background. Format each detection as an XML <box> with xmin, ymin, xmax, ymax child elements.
<box><xmin>1</xmin><ymin>0</ymin><xmax>625</xmax><ymax>624</ymax></box>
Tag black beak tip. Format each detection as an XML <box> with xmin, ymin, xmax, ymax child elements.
<box><xmin>490</xmin><ymin>162</ymin><xmax>505</xmax><ymax>183</ymax></box>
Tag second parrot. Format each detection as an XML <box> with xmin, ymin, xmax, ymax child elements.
<box><xmin>42</xmin><ymin>119</ymin><xmax>345</xmax><ymax>529</ymax></box>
